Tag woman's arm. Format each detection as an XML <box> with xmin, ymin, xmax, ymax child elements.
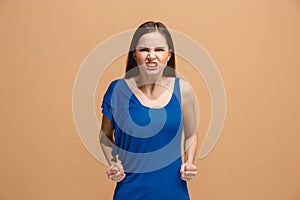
<box><xmin>180</xmin><ymin>79</ymin><xmax>198</xmax><ymax>181</ymax></box>
<box><xmin>99</xmin><ymin>115</ymin><xmax>126</xmax><ymax>182</ymax></box>
<box><xmin>99</xmin><ymin>115</ymin><xmax>117</xmax><ymax>165</ymax></box>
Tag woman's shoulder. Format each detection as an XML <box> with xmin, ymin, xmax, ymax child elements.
<box><xmin>179</xmin><ymin>78</ymin><xmax>193</xmax><ymax>96</ymax></box>
<box><xmin>106</xmin><ymin>78</ymin><xmax>125</xmax><ymax>89</ymax></box>
<box><xmin>110</xmin><ymin>78</ymin><xmax>125</xmax><ymax>84</ymax></box>
<box><xmin>178</xmin><ymin>78</ymin><xmax>196</xmax><ymax>109</ymax></box>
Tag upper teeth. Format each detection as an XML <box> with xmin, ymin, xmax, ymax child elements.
<box><xmin>147</xmin><ymin>63</ymin><xmax>156</xmax><ymax>67</ymax></box>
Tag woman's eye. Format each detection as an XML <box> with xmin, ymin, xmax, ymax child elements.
<box><xmin>155</xmin><ymin>48</ymin><xmax>165</xmax><ymax>51</ymax></box>
<box><xmin>138</xmin><ymin>48</ymin><xmax>149</xmax><ymax>52</ymax></box>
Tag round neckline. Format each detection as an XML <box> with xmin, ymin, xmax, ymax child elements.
<box><xmin>121</xmin><ymin>78</ymin><xmax>176</xmax><ymax>110</ymax></box>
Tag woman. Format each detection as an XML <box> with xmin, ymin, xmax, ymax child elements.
<box><xmin>100</xmin><ymin>21</ymin><xmax>198</xmax><ymax>200</ymax></box>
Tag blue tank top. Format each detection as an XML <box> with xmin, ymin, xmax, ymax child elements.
<box><xmin>102</xmin><ymin>77</ymin><xmax>190</xmax><ymax>200</ymax></box>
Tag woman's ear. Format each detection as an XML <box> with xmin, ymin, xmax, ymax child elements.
<box><xmin>167</xmin><ymin>49</ymin><xmax>172</xmax><ymax>61</ymax></box>
<box><xmin>133</xmin><ymin>51</ymin><xmax>136</xmax><ymax>60</ymax></box>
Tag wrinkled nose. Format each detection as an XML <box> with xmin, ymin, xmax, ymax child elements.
<box><xmin>147</xmin><ymin>51</ymin><xmax>156</xmax><ymax>60</ymax></box>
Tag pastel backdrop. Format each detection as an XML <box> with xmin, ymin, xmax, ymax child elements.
<box><xmin>1</xmin><ymin>0</ymin><xmax>299</xmax><ymax>199</ymax></box>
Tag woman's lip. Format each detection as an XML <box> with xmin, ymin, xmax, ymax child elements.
<box><xmin>146</xmin><ymin>63</ymin><xmax>158</xmax><ymax>70</ymax></box>
<box><xmin>146</xmin><ymin>62</ymin><xmax>158</xmax><ymax>67</ymax></box>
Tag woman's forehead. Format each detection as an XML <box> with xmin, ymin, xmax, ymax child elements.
<box><xmin>136</xmin><ymin>32</ymin><xmax>168</xmax><ymax>48</ymax></box>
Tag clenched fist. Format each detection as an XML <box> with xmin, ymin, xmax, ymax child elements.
<box><xmin>180</xmin><ymin>163</ymin><xmax>197</xmax><ymax>181</ymax></box>
<box><xmin>106</xmin><ymin>162</ymin><xmax>126</xmax><ymax>182</ymax></box>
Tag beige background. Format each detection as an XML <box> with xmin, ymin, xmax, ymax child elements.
<box><xmin>1</xmin><ymin>0</ymin><xmax>300</xmax><ymax>199</ymax></box>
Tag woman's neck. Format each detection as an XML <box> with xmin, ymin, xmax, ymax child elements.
<box><xmin>134</xmin><ymin>74</ymin><xmax>168</xmax><ymax>98</ymax></box>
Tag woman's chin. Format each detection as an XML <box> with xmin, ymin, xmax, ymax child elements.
<box><xmin>144</xmin><ymin>69</ymin><xmax>162</xmax><ymax>77</ymax></box>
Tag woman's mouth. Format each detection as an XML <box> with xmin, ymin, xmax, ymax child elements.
<box><xmin>146</xmin><ymin>62</ymin><xmax>158</xmax><ymax>70</ymax></box>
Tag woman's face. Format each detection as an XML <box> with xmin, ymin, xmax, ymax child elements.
<box><xmin>134</xmin><ymin>31</ymin><xmax>171</xmax><ymax>77</ymax></box>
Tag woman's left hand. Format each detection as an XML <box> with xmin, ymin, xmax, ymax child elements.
<box><xmin>180</xmin><ymin>163</ymin><xmax>197</xmax><ymax>181</ymax></box>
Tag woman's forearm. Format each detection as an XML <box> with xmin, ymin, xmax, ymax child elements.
<box><xmin>184</xmin><ymin>135</ymin><xmax>198</xmax><ymax>164</ymax></box>
<box><xmin>99</xmin><ymin>130</ymin><xmax>117</xmax><ymax>166</ymax></box>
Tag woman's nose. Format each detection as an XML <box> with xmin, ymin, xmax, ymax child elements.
<box><xmin>147</xmin><ymin>51</ymin><xmax>156</xmax><ymax>60</ymax></box>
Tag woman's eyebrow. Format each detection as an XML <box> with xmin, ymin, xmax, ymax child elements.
<box><xmin>155</xmin><ymin>46</ymin><xmax>168</xmax><ymax>49</ymax></box>
<box><xmin>136</xmin><ymin>46</ymin><xmax>168</xmax><ymax>49</ymax></box>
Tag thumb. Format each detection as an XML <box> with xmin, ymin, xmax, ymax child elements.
<box><xmin>107</xmin><ymin>166</ymin><xmax>116</xmax><ymax>175</ymax></box>
<box><xmin>180</xmin><ymin>163</ymin><xmax>186</xmax><ymax>176</ymax></box>
<box><xmin>115</xmin><ymin>162</ymin><xmax>124</xmax><ymax>173</ymax></box>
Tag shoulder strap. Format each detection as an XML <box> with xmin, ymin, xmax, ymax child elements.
<box><xmin>173</xmin><ymin>77</ymin><xmax>182</xmax><ymax>105</ymax></box>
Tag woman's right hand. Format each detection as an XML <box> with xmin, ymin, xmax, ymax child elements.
<box><xmin>106</xmin><ymin>162</ymin><xmax>126</xmax><ymax>182</ymax></box>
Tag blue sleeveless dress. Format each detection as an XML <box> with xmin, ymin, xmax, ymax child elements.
<box><xmin>101</xmin><ymin>78</ymin><xmax>190</xmax><ymax>200</ymax></box>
